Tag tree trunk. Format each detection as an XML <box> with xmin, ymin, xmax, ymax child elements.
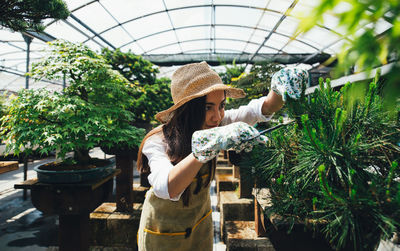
<box><xmin>74</xmin><ymin>149</ymin><xmax>91</xmax><ymax>164</ymax></box>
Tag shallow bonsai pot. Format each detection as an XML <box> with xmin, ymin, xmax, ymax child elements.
<box><xmin>34</xmin><ymin>159</ymin><xmax>115</xmax><ymax>183</ymax></box>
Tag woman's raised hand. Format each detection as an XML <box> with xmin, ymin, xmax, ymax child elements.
<box><xmin>271</xmin><ymin>67</ymin><xmax>309</xmax><ymax>101</ymax></box>
<box><xmin>191</xmin><ymin>122</ymin><xmax>268</xmax><ymax>163</ymax></box>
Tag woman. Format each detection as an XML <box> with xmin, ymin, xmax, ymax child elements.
<box><xmin>137</xmin><ymin>61</ymin><xmax>308</xmax><ymax>250</ymax></box>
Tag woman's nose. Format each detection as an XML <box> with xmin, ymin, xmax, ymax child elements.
<box><xmin>212</xmin><ymin>107</ymin><xmax>221</xmax><ymax>121</ymax></box>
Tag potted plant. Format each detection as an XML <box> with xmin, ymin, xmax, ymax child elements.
<box><xmin>0</xmin><ymin>40</ymin><xmax>145</xmax><ymax>183</ymax></box>
<box><xmin>240</xmin><ymin>74</ymin><xmax>400</xmax><ymax>250</ymax></box>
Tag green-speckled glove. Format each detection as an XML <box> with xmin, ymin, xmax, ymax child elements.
<box><xmin>192</xmin><ymin>122</ymin><xmax>268</xmax><ymax>163</ymax></box>
<box><xmin>271</xmin><ymin>67</ymin><xmax>309</xmax><ymax>101</ymax></box>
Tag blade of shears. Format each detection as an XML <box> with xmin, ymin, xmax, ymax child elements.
<box><xmin>243</xmin><ymin>119</ymin><xmax>295</xmax><ymax>142</ymax></box>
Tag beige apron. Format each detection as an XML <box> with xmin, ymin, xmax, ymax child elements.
<box><xmin>137</xmin><ymin>163</ymin><xmax>214</xmax><ymax>251</ymax></box>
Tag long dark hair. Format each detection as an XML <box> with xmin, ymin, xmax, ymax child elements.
<box><xmin>163</xmin><ymin>96</ymin><xmax>206</xmax><ymax>164</ymax></box>
<box><xmin>137</xmin><ymin>96</ymin><xmax>214</xmax><ymax>206</ymax></box>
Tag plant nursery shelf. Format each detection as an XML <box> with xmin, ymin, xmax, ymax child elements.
<box><xmin>14</xmin><ymin>169</ymin><xmax>120</xmax><ymax>251</ymax></box>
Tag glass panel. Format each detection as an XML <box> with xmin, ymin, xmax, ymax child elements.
<box><xmin>215</xmin><ymin>26</ymin><xmax>253</xmax><ymax>43</ymax></box>
<box><xmin>275</xmin><ymin>17</ymin><xmax>299</xmax><ymax>37</ymax></box>
<box><xmin>44</xmin><ymin>19</ymin><xmax>88</xmax><ymax>43</ymax></box>
<box><xmin>65</xmin><ymin>0</ymin><xmax>94</xmax><ymax>11</ymax></box>
<box><xmin>148</xmin><ymin>43</ymin><xmax>182</xmax><ymax>54</ymax></box>
<box><xmin>264</xmin><ymin>33</ymin><xmax>290</xmax><ymax>51</ymax></box>
<box><xmin>121</xmin><ymin>42</ymin><xmax>145</xmax><ymax>55</ymax></box>
<box><xmin>101</xmin><ymin>0</ymin><xmax>166</xmax><ymax>24</ymax></box>
<box><xmin>215</xmin><ymin>39</ymin><xmax>248</xmax><ymax>53</ymax></box>
<box><xmin>102</xmin><ymin>26</ymin><xmax>132</xmax><ymax>48</ymax></box>
<box><xmin>246</xmin><ymin>28</ymin><xmax>271</xmax><ymax>45</ymax></box>
<box><xmin>123</xmin><ymin>12</ymin><xmax>172</xmax><ymax>41</ymax></box>
<box><xmin>166</xmin><ymin>0</ymin><xmax>210</xmax><ymax>10</ymax></box>
<box><xmin>180</xmin><ymin>40</ymin><xmax>210</xmax><ymax>53</ymax></box>
<box><xmin>169</xmin><ymin>6</ymin><xmax>211</xmax><ymax>27</ymax></box>
<box><xmin>268</xmin><ymin>0</ymin><xmax>294</xmax><ymax>13</ymax></box>
<box><xmin>300</xmin><ymin>26</ymin><xmax>341</xmax><ymax>49</ymax></box>
<box><xmin>176</xmin><ymin>26</ymin><xmax>209</xmax><ymax>42</ymax></box>
<box><xmin>258</xmin><ymin>12</ymin><xmax>283</xmax><ymax>30</ymax></box>
<box><xmin>216</xmin><ymin>6</ymin><xmax>264</xmax><ymax>27</ymax></box>
<box><xmin>242</xmin><ymin>42</ymin><xmax>262</xmax><ymax>54</ymax></box>
<box><xmin>140</xmin><ymin>31</ymin><xmax>179</xmax><ymax>54</ymax></box>
<box><xmin>73</xmin><ymin>2</ymin><xmax>118</xmax><ymax>34</ymax></box>
<box><xmin>214</xmin><ymin>0</ymin><xmax>268</xmax><ymax>9</ymax></box>
<box><xmin>284</xmin><ymin>40</ymin><xmax>317</xmax><ymax>53</ymax></box>
<box><xmin>258</xmin><ymin>46</ymin><xmax>279</xmax><ymax>53</ymax></box>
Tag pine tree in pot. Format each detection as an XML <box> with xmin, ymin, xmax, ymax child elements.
<box><xmin>0</xmin><ymin>40</ymin><xmax>145</xmax><ymax>183</ymax></box>
<box><xmin>240</xmin><ymin>74</ymin><xmax>400</xmax><ymax>250</ymax></box>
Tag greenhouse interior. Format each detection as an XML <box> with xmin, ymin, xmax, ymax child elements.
<box><xmin>0</xmin><ymin>0</ymin><xmax>399</xmax><ymax>250</ymax></box>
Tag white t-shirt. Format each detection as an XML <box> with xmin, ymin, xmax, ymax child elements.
<box><xmin>142</xmin><ymin>96</ymin><xmax>272</xmax><ymax>201</ymax></box>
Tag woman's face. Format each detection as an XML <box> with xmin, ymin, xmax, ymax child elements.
<box><xmin>202</xmin><ymin>90</ymin><xmax>226</xmax><ymax>129</ymax></box>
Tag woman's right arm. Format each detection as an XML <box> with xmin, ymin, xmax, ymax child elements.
<box><xmin>142</xmin><ymin>134</ymin><xmax>202</xmax><ymax>201</ymax></box>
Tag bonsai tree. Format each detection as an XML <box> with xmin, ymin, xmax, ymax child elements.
<box><xmin>240</xmin><ymin>73</ymin><xmax>400</xmax><ymax>250</ymax></box>
<box><xmin>0</xmin><ymin>0</ymin><xmax>70</xmax><ymax>32</ymax></box>
<box><xmin>101</xmin><ymin>48</ymin><xmax>173</xmax><ymax>128</ymax></box>
<box><xmin>0</xmin><ymin>40</ymin><xmax>145</xmax><ymax>165</ymax></box>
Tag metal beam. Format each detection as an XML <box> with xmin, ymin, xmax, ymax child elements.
<box><xmin>143</xmin><ymin>37</ymin><xmax>280</xmax><ymax>55</ymax></box>
<box><xmin>142</xmin><ymin>53</ymin><xmax>330</xmax><ymax>66</ymax></box>
<box><xmin>21</xmin><ymin>30</ymin><xmax>56</xmax><ymax>42</ymax></box>
<box><xmin>247</xmin><ymin>0</ymin><xmax>299</xmax><ymax>66</ymax></box>
<box><xmin>69</xmin><ymin>13</ymin><xmax>116</xmax><ymax>49</ymax></box>
<box><xmin>119</xmin><ymin>24</ymin><xmax>320</xmax><ymax>52</ymax></box>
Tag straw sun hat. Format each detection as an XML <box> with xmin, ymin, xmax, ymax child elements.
<box><xmin>155</xmin><ymin>61</ymin><xmax>246</xmax><ymax>123</ymax></box>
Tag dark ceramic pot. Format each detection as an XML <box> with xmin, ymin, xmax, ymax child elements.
<box><xmin>34</xmin><ymin>159</ymin><xmax>115</xmax><ymax>183</ymax></box>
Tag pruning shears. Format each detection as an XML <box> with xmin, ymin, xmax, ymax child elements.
<box><xmin>244</xmin><ymin>119</ymin><xmax>295</xmax><ymax>142</ymax></box>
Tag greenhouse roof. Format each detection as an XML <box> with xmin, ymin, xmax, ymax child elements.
<box><xmin>0</xmin><ymin>0</ymin><xmax>393</xmax><ymax>91</ymax></box>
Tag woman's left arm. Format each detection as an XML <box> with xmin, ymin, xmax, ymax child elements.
<box><xmin>261</xmin><ymin>90</ymin><xmax>284</xmax><ymax>116</ymax></box>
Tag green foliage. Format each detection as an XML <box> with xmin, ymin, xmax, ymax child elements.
<box><xmin>0</xmin><ymin>40</ymin><xmax>145</xmax><ymax>164</ymax></box>
<box><xmin>0</xmin><ymin>0</ymin><xmax>70</xmax><ymax>32</ymax></box>
<box><xmin>298</xmin><ymin>0</ymin><xmax>400</xmax><ymax>97</ymax></box>
<box><xmin>221</xmin><ymin>62</ymin><xmax>282</xmax><ymax>109</ymax></box>
<box><xmin>240</xmin><ymin>76</ymin><xmax>400</xmax><ymax>250</ymax></box>
<box><xmin>101</xmin><ymin>48</ymin><xmax>173</xmax><ymax>125</ymax></box>
<box><xmin>218</xmin><ymin>60</ymin><xmax>246</xmax><ymax>86</ymax></box>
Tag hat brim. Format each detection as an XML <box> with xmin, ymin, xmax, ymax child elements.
<box><xmin>155</xmin><ymin>84</ymin><xmax>245</xmax><ymax>123</ymax></box>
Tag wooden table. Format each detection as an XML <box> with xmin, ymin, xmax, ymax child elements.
<box><xmin>14</xmin><ymin>169</ymin><xmax>120</xmax><ymax>251</ymax></box>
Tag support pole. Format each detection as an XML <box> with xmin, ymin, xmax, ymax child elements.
<box><xmin>22</xmin><ymin>34</ymin><xmax>33</xmax><ymax>200</ymax></box>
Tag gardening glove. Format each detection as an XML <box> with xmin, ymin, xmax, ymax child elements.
<box><xmin>271</xmin><ymin>67</ymin><xmax>309</xmax><ymax>101</ymax></box>
<box><xmin>192</xmin><ymin>122</ymin><xmax>269</xmax><ymax>163</ymax></box>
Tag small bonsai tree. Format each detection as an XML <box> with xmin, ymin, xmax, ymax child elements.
<box><xmin>0</xmin><ymin>40</ymin><xmax>145</xmax><ymax>165</ymax></box>
<box><xmin>240</xmin><ymin>73</ymin><xmax>400</xmax><ymax>250</ymax></box>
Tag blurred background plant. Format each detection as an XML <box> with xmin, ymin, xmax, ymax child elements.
<box><xmin>297</xmin><ymin>0</ymin><xmax>400</xmax><ymax>110</ymax></box>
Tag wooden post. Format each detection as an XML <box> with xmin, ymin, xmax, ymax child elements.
<box><xmin>115</xmin><ymin>153</ymin><xmax>133</xmax><ymax>212</ymax></box>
